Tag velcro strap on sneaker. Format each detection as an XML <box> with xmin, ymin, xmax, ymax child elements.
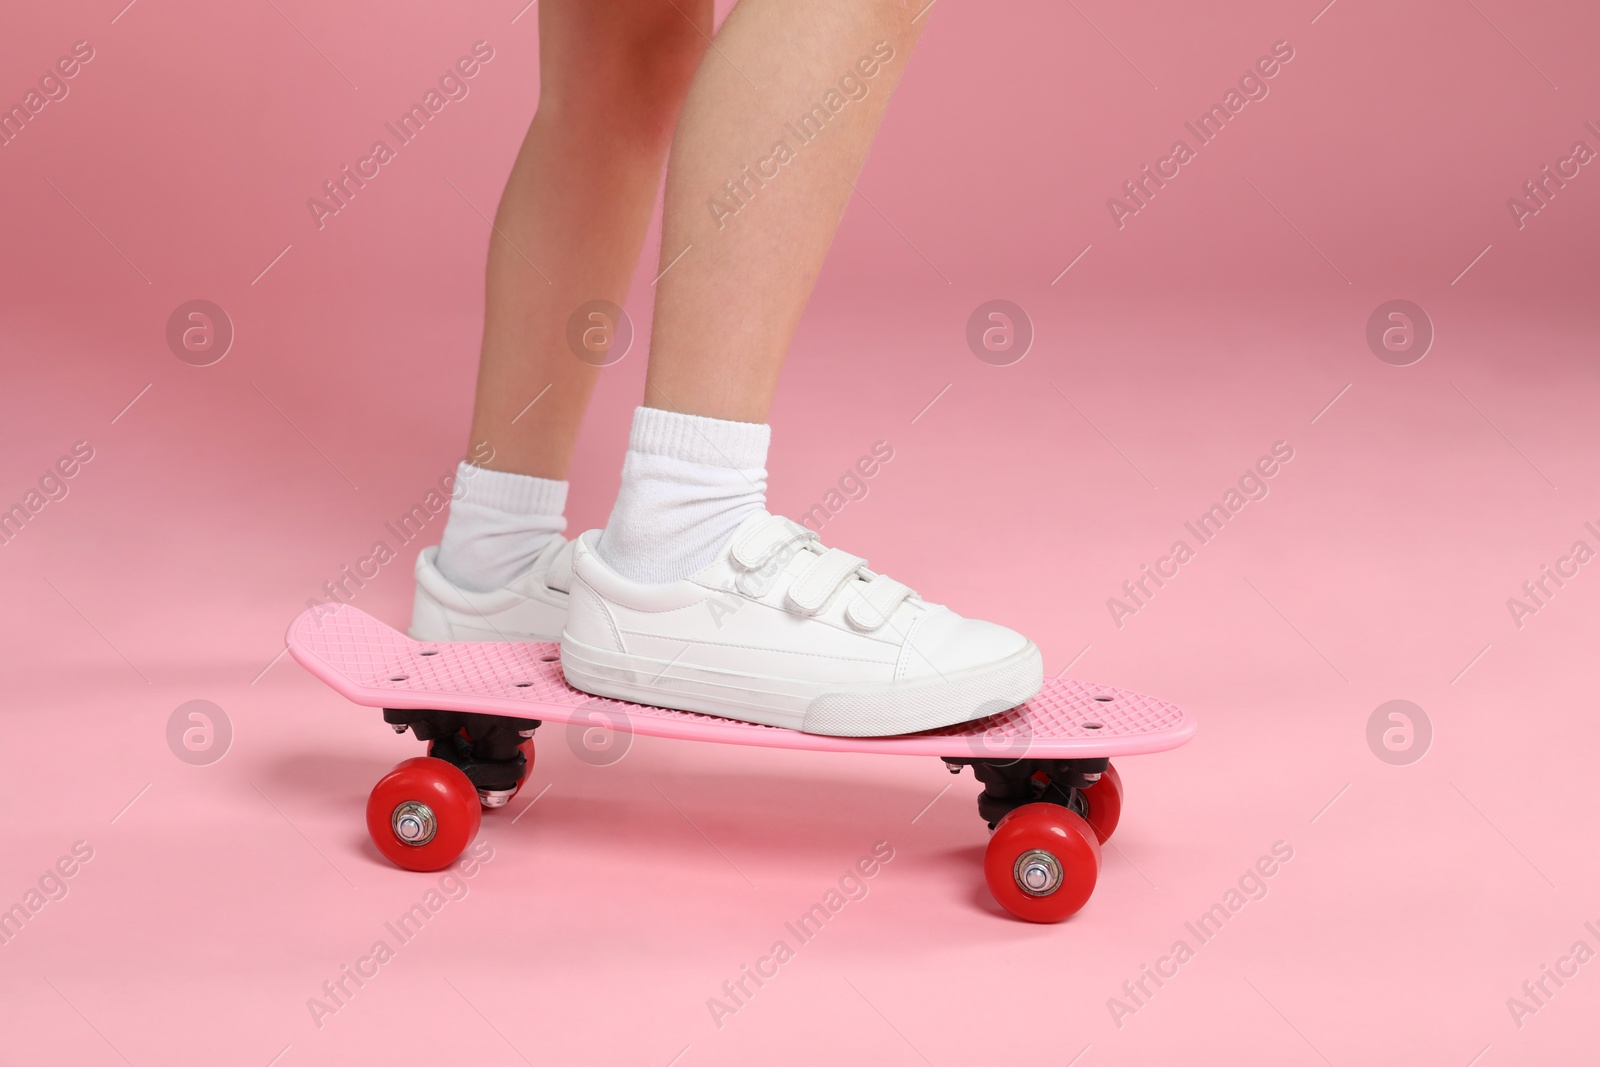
<box><xmin>731</xmin><ymin>515</ymin><xmax>812</xmax><ymax>570</ymax></box>
<box><xmin>845</xmin><ymin>574</ymin><xmax>914</xmax><ymax>631</ymax></box>
<box><xmin>786</xmin><ymin>547</ymin><xmax>866</xmax><ymax>615</ymax></box>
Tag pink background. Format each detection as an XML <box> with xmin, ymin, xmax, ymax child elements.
<box><xmin>3</xmin><ymin>0</ymin><xmax>1598</xmax><ymax>1064</ymax></box>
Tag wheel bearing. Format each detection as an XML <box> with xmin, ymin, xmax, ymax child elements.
<box><xmin>477</xmin><ymin>788</ymin><xmax>515</xmax><ymax>809</ymax></box>
<box><xmin>1014</xmin><ymin>848</ymin><xmax>1063</xmax><ymax>897</ymax></box>
<box><xmin>391</xmin><ymin>800</ymin><xmax>438</xmax><ymax>846</ymax></box>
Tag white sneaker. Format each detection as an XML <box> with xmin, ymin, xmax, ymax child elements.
<box><xmin>561</xmin><ymin>512</ymin><xmax>1043</xmax><ymax>735</ymax></box>
<box><xmin>409</xmin><ymin>537</ymin><xmax>573</xmax><ymax>642</ymax></box>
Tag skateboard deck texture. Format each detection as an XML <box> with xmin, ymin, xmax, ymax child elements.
<box><xmin>288</xmin><ymin>605</ymin><xmax>1195</xmax><ymax>758</ymax></box>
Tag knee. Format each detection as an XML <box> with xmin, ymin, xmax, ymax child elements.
<box><xmin>608</xmin><ymin>0</ymin><xmax>711</xmax><ymax>97</ymax></box>
<box><xmin>541</xmin><ymin>0</ymin><xmax>710</xmax><ymax>145</ymax></box>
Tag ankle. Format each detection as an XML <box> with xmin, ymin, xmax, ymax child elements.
<box><xmin>596</xmin><ymin>407</ymin><xmax>770</xmax><ymax>584</ymax></box>
<box><xmin>435</xmin><ymin>463</ymin><xmax>568</xmax><ymax>592</ymax></box>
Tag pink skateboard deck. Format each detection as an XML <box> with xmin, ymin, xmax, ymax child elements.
<box><xmin>287</xmin><ymin>604</ymin><xmax>1195</xmax><ymax>759</ymax></box>
<box><xmin>288</xmin><ymin>603</ymin><xmax>1195</xmax><ymax>921</ymax></box>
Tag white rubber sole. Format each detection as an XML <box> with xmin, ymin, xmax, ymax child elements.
<box><xmin>409</xmin><ymin>586</ymin><xmax>567</xmax><ymax>643</ymax></box>
<box><xmin>559</xmin><ymin>633</ymin><xmax>1044</xmax><ymax>736</ymax></box>
<box><xmin>408</xmin><ymin>621</ymin><xmax>560</xmax><ymax>643</ymax></box>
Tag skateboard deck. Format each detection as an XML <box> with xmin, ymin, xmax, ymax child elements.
<box><xmin>289</xmin><ymin>603</ymin><xmax>1195</xmax><ymax>921</ymax></box>
<box><xmin>287</xmin><ymin>604</ymin><xmax>1195</xmax><ymax>758</ymax></box>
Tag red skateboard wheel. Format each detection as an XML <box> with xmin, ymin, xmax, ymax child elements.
<box><xmin>984</xmin><ymin>803</ymin><xmax>1100</xmax><ymax>923</ymax></box>
<box><xmin>366</xmin><ymin>757</ymin><xmax>481</xmax><ymax>871</ymax></box>
<box><xmin>1080</xmin><ymin>762</ymin><xmax>1124</xmax><ymax>844</ymax></box>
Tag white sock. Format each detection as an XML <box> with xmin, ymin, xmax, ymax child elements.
<box><xmin>435</xmin><ymin>463</ymin><xmax>568</xmax><ymax>593</ymax></box>
<box><xmin>597</xmin><ymin>406</ymin><xmax>770</xmax><ymax>584</ymax></box>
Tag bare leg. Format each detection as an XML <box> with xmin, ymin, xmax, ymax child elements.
<box><xmin>421</xmin><ymin>0</ymin><xmax>708</xmax><ymax>606</ymax></box>
<box><xmin>466</xmin><ymin>0</ymin><xmax>710</xmax><ymax>478</ymax></box>
<box><xmin>566</xmin><ymin>3</ymin><xmax>1042</xmax><ymax>734</ymax></box>
<box><xmin>644</xmin><ymin>0</ymin><xmax>926</xmax><ymax>423</ymax></box>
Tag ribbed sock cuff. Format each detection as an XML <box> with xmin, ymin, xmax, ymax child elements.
<box><xmin>451</xmin><ymin>462</ymin><xmax>568</xmax><ymax>516</ymax></box>
<box><xmin>628</xmin><ymin>406</ymin><xmax>771</xmax><ymax>470</ymax></box>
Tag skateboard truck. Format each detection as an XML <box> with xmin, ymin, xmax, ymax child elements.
<box><xmin>942</xmin><ymin>757</ymin><xmax>1112</xmax><ymax>829</ymax></box>
<box><xmin>383</xmin><ymin>708</ymin><xmax>540</xmax><ymax>808</ymax></box>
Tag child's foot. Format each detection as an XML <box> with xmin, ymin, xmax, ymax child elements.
<box><xmin>409</xmin><ymin>537</ymin><xmax>573</xmax><ymax>642</ymax></box>
<box><xmin>561</xmin><ymin>512</ymin><xmax>1043</xmax><ymax>736</ymax></box>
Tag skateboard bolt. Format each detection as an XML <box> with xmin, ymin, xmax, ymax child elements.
<box><xmin>1014</xmin><ymin>849</ymin><xmax>1063</xmax><ymax>896</ymax></box>
<box><xmin>391</xmin><ymin>801</ymin><xmax>437</xmax><ymax>846</ymax></box>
